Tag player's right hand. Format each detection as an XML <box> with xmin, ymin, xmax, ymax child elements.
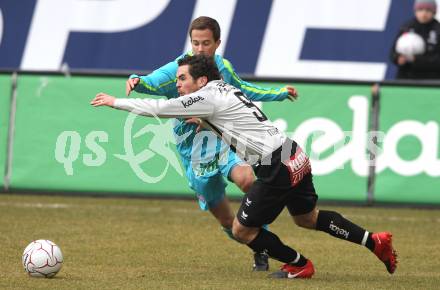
<box><xmin>91</xmin><ymin>93</ymin><xmax>116</xmax><ymax>107</ymax></box>
<box><xmin>126</xmin><ymin>78</ymin><xmax>140</xmax><ymax>96</ymax></box>
<box><xmin>397</xmin><ymin>55</ymin><xmax>407</xmax><ymax>66</ymax></box>
<box><xmin>185</xmin><ymin>117</ymin><xmax>204</xmax><ymax>133</ymax></box>
<box><xmin>397</xmin><ymin>55</ymin><xmax>413</xmax><ymax>65</ymax></box>
<box><xmin>286</xmin><ymin>86</ymin><xmax>299</xmax><ymax>101</ymax></box>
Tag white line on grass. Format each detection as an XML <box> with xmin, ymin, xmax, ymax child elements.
<box><xmin>0</xmin><ymin>201</ymin><xmax>70</xmax><ymax>209</ymax></box>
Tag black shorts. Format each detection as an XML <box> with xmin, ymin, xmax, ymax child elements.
<box><xmin>237</xmin><ymin>140</ymin><xmax>318</xmax><ymax>227</ymax></box>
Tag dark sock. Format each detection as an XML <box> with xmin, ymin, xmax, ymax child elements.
<box><xmin>247</xmin><ymin>228</ymin><xmax>307</xmax><ymax>266</ymax></box>
<box><xmin>316</xmin><ymin>210</ymin><xmax>373</xmax><ymax>250</ymax></box>
<box><xmin>365</xmin><ymin>232</ymin><xmax>375</xmax><ymax>252</ymax></box>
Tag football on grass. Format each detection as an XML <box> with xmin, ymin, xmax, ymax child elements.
<box><xmin>22</xmin><ymin>239</ymin><xmax>63</xmax><ymax>278</ymax></box>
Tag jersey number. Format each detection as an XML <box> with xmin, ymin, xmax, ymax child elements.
<box><xmin>234</xmin><ymin>92</ymin><xmax>268</xmax><ymax>122</ymax></box>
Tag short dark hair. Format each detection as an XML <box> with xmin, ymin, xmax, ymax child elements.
<box><xmin>189</xmin><ymin>16</ymin><xmax>221</xmax><ymax>42</ymax></box>
<box><xmin>178</xmin><ymin>54</ymin><xmax>221</xmax><ymax>82</ymax></box>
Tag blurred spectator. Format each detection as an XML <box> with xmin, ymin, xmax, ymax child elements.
<box><xmin>390</xmin><ymin>0</ymin><xmax>440</xmax><ymax>79</ymax></box>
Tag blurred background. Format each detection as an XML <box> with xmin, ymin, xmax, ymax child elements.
<box><xmin>1</xmin><ymin>0</ymin><xmax>436</xmax><ymax>80</ymax></box>
<box><xmin>0</xmin><ymin>0</ymin><xmax>439</xmax><ymax>206</ymax></box>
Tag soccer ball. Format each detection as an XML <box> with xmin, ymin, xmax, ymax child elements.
<box><xmin>22</xmin><ymin>240</ymin><xmax>63</xmax><ymax>278</ymax></box>
<box><xmin>395</xmin><ymin>32</ymin><xmax>426</xmax><ymax>58</ymax></box>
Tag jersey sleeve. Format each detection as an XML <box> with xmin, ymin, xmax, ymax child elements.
<box><xmin>130</xmin><ymin>61</ymin><xmax>178</xmax><ymax>97</ymax></box>
<box><xmin>221</xmin><ymin>58</ymin><xmax>289</xmax><ymax>102</ymax></box>
<box><xmin>113</xmin><ymin>90</ymin><xmax>215</xmax><ymax>119</ymax></box>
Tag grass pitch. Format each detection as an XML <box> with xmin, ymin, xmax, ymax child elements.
<box><xmin>1</xmin><ymin>193</ymin><xmax>439</xmax><ymax>290</ymax></box>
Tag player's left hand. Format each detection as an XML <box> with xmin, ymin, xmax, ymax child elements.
<box><xmin>286</xmin><ymin>86</ymin><xmax>298</xmax><ymax>101</ymax></box>
<box><xmin>185</xmin><ymin>117</ymin><xmax>204</xmax><ymax>133</ymax></box>
<box><xmin>91</xmin><ymin>93</ymin><xmax>116</xmax><ymax>107</ymax></box>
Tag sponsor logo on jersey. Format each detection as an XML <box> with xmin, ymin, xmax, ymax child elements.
<box><xmin>283</xmin><ymin>146</ymin><xmax>311</xmax><ymax>186</ymax></box>
<box><xmin>267</xmin><ymin>127</ymin><xmax>280</xmax><ymax>136</ymax></box>
<box><xmin>181</xmin><ymin>96</ymin><xmax>204</xmax><ymax>108</ymax></box>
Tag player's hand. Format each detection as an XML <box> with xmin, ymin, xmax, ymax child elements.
<box><xmin>397</xmin><ymin>55</ymin><xmax>407</xmax><ymax>66</ymax></box>
<box><xmin>185</xmin><ymin>117</ymin><xmax>203</xmax><ymax>133</ymax></box>
<box><xmin>286</xmin><ymin>86</ymin><xmax>298</xmax><ymax>101</ymax></box>
<box><xmin>126</xmin><ymin>77</ymin><xmax>140</xmax><ymax>96</ymax></box>
<box><xmin>91</xmin><ymin>93</ymin><xmax>116</xmax><ymax>107</ymax></box>
<box><xmin>397</xmin><ymin>54</ymin><xmax>414</xmax><ymax>65</ymax></box>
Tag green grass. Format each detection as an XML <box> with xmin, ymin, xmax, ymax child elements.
<box><xmin>1</xmin><ymin>194</ymin><xmax>439</xmax><ymax>289</ymax></box>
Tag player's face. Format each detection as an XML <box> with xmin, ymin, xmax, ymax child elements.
<box><xmin>190</xmin><ymin>29</ymin><xmax>220</xmax><ymax>57</ymax></box>
<box><xmin>176</xmin><ymin>65</ymin><xmax>202</xmax><ymax>96</ymax></box>
<box><xmin>415</xmin><ymin>9</ymin><xmax>435</xmax><ymax>24</ymax></box>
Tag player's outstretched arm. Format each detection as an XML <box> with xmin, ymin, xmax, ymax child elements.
<box><xmin>91</xmin><ymin>93</ymin><xmax>116</xmax><ymax>107</ymax></box>
<box><xmin>286</xmin><ymin>86</ymin><xmax>298</xmax><ymax>101</ymax></box>
<box><xmin>91</xmin><ymin>91</ymin><xmax>215</xmax><ymax>119</ymax></box>
<box><xmin>221</xmin><ymin>58</ymin><xmax>298</xmax><ymax>102</ymax></box>
<box><xmin>125</xmin><ymin>61</ymin><xmax>179</xmax><ymax>98</ymax></box>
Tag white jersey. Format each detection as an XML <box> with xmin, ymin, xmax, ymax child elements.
<box><xmin>114</xmin><ymin>80</ymin><xmax>286</xmax><ymax>162</ymax></box>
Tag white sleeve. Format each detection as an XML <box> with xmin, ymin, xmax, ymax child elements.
<box><xmin>113</xmin><ymin>90</ymin><xmax>215</xmax><ymax>118</ymax></box>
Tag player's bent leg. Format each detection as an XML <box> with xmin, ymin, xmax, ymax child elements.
<box><xmin>229</xmin><ymin>163</ymin><xmax>255</xmax><ymax>194</ymax></box>
<box><xmin>292</xmin><ymin>207</ymin><xmax>319</xmax><ymax>229</ymax></box>
<box><xmin>233</xmin><ymin>181</ymin><xmax>315</xmax><ymax>279</ymax></box>
<box><xmin>315</xmin><ymin>209</ymin><xmax>398</xmax><ymax>274</ymax></box>
<box><xmin>221</xmin><ymin>152</ymin><xmax>269</xmax><ymax>271</ymax></box>
<box><xmin>231</xmin><ymin>217</ymin><xmax>269</xmax><ymax>271</ymax></box>
<box><xmin>208</xmin><ymin>197</ymin><xmax>234</xmax><ymax>229</ymax></box>
<box><xmin>189</xmin><ymin>167</ymin><xmax>227</xmax><ymax>212</ymax></box>
<box><xmin>232</xmin><ymin>218</ymin><xmax>314</xmax><ymax>279</ymax></box>
<box><xmin>232</xmin><ymin>217</ymin><xmax>259</xmax><ymax>243</ymax></box>
<box><xmin>220</xmin><ymin>148</ymin><xmax>255</xmax><ymax>194</ymax></box>
<box><xmin>191</xmin><ymin>170</ymin><xmax>269</xmax><ymax>272</ymax></box>
<box><xmin>286</xmin><ymin>173</ymin><xmax>396</xmax><ymax>273</ymax></box>
<box><xmin>232</xmin><ymin>217</ymin><xmax>302</xmax><ymax>264</ymax></box>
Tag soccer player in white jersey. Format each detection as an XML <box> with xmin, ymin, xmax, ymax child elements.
<box><xmin>91</xmin><ymin>54</ymin><xmax>397</xmax><ymax>279</ymax></box>
<box><xmin>125</xmin><ymin>17</ymin><xmax>297</xmax><ymax>271</ymax></box>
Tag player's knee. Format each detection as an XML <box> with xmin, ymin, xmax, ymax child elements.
<box><xmin>294</xmin><ymin>217</ymin><xmax>314</xmax><ymax>229</ymax></box>
<box><xmin>231</xmin><ymin>166</ymin><xmax>255</xmax><ymax>193</ymax></box>
<box><xmin>231</xmin><ymin>218</ymin><xmax>245</xmax><ymax>242</ymax></box>
<box><xmin>293</xmin><ymin>209</ymin><xmax>318</xmax><ymax>229</ymax></box>
<box><xmin>240</xmin><ymin>175</ymin><xmax>255</xmax><ymax>193</ymax></box>
<box><xmin>231</xmin><ymin>218</ymin><xmax>252</xmax><ymax>243</ymax></box>
<box><xmin>218</xmin><ymin>215</ymin><xmax>234</xmax><ymax>229</ymax></box>
<box><xmin>221</xmin><ymin>227</ymin><xmax>236</xmax><ymax>241</ymax></box>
